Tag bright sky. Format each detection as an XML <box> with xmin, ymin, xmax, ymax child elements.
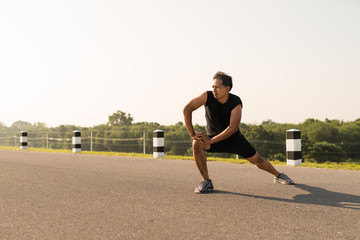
<box><xmin>1</xmin><ymin>0</ymin><xmax>359</xmax><ymax>127</ymax></box>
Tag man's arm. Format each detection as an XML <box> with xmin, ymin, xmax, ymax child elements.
<box><xmin>197</xmin><ymin>104</ymin><xmax>242</xmax><ymax>144</ymax></box>
<box><xmin>183</xmin><ymin>92</ymin><xmax>208</xmax><ymax>139</ymax></box>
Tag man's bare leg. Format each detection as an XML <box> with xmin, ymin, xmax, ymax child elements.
<box><xmin>192</xmin><ymin>139</ymin><xmax>210</xmax><ymax>180</ymax></box>
<box><xmin>247</xmin><ymin>153</ymin><xmax>295</xmax><ymax>184</ymax></box>
<box><xmin>247</xmin><ymin>152</ymin><xmax>280</xmax><ymax>176</ymax></box>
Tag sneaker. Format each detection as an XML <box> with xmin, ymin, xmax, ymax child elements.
<box><xmin>194</xmin><ymin>179</ymin><xmax>214</xmax><ymax>193</ymax></box>
<box><xmin>274</xmin><ymin>173</ymin><xmax>295</xmax><ymax>185</ymax></box>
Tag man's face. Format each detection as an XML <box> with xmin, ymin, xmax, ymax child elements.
<box><xmin>212</xmin><ymin>78</ymin><xmax>229</xmax><ymax>100</ymax></box>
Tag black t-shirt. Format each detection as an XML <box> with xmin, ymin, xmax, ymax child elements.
<box><xmin>205</xmin><ymin>91</ymin><xmax>243</xmax><ymax>136</ymax></box>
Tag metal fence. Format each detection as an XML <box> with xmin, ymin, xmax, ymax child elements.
<box><xmin>1</xmin><ymin>130</ymin><xmax>360</xmax><ymax>162</ymax></box>
<box><xmin>0</xmin><ymin>130</ymin><xmax>192</xmax><ymax>155</ymax></box>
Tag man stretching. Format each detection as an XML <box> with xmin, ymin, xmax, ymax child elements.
<box><xmin>183</xmin><ymin>71</ymin><xmax>294</xmax><ymax>193</ymax></box>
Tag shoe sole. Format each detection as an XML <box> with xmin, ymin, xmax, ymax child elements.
<box><xmin>195</xmin><ymin>186</ymin><xmax>214</xmax><ymax>194</ymax></box>
<box><xmin>274</xmin><ymin>179</ymin><xmax>294</xmax><ymax>185</ymax></box>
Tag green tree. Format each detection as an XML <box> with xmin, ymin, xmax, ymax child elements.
<box><xmin>32</xmin><ymin>122</ymin><xmax>48</xmax><ymax>128</ymax></box>
<box><xmin>338</xmin><ymin>120</ymin><xmax>360</xmax><ymax>159</ymax></box>
<box><xmin>11</xmin><ymin>120</ymin><xmax>32</xmax><ymax>129</ymax></box>
<box><xmin>164</xmin><ymin>124</ymin><xmax>191</xmax><ymax>156</ymax></box>
<box><xmin>0</xmin><ymin>122</ymin><xmax>6</xmax><ymax>128</ymax></box>
<box><xmin>301</xmin><ymin>118</ymin><xmax>340</xmax><ymax>143</ymax></box>
<box><xmin>242</xmin><ymin>125</ymin><xmax>278</xmax><ymax>159</ymax></box>
<box><xmin>107</xmin><ymin>111</ymin><xmax>134</xmax><ymax>126</ymax></box>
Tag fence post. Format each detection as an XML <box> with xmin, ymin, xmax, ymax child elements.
<box><xmin>286</xmin><ymin>129</ymin><xmax>301</xmax><ymax>166</ymax></box>
<box><xmin>90</xmin><ymin>131</ymin><xmax>93</xmax><ymax>152</ymax></box>
<box><xmin>46</xmin><ymin>132</ymin><xmax>49</xmax><ymax>149</ymax></box>
<box><xmin>72</xmin><ymin>130</ymin><xmax>81</xmax><ymax>153</ymax></box>
<box><xmin>143</xmin><ymin>130</ymin><xmax>146</xmax><ymax>154</ymax></box>
<box><xmin>20</xmin><ymin>131</ymin><xmax>28</xmax><ymax>150</ymax></box>
<box><xmin>153</xmin><ymin>130</ymin><xmax>164</xmax><ymax>158</ymax></box>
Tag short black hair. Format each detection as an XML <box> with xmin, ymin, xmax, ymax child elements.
<box><xmin>213</xmin><ymin>71</ymin><xmax>233</xmax><ymax>91</ymax></box>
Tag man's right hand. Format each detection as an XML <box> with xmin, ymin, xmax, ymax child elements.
<box><xmin>192</xmin><ymin>132</ymin><xmax>211</xmax><ymax>150</ymax></box>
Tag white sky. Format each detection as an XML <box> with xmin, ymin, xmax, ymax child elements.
<box><xmin>1</xmin><ymin>0</ymin><xmax>359</xmax><ymax>127</ymax></box>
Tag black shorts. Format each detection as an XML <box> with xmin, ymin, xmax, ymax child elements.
<box><xmin>205</xmin><ymin>133</ymin><xmax>256</xmax><ymax>159</ymax></box>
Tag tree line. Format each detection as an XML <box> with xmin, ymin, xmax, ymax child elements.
<box><xmin>1</xmin><ymin>111</ymin><xmax>360</xmax><ymax>163</ymax></box>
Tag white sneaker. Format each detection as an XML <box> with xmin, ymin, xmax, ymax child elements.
<box><xmin>274</xmin><ymin>173</ymin><xmax>295</xmax><ymax>185</ymax></box>
<box><xmin>194</xmin><ymin>179</ymin><xmax>214</xmax><ymax>193</ymax></box>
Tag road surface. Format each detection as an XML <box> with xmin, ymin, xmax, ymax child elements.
<box><xmin>0</xmin><ymin>149</ymin><xmax>359</xmax><ymax>239</ymax></box>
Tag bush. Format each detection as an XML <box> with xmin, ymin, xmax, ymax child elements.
<box><xmin>271</xmin><ymin>153</ymin><xmax>286</xmax><ymax>162</ymax></box>
<box><xmin>305</xmin><ymin>141</ymin><xmax>347</xmax><ymax>163</ymax></box>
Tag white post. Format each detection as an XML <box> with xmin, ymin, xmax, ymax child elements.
<box><xmin>46</xmin><ymin>132</ymin><xmax>49</xmax><ymax>149</ymax></box>
<box><xmin>20</xmin><ymin>131</ymin><xmax>28</xmax><ymax>150</ymax></box>
<box><xmin>153</xmin><ymin>130</ymin><xmax>164</xmax><ymax>158</ymax></box>
<box><xmin>286</xmin><ymin>129</ymin><xmax>301</xmax><ymax>166</ymax></box>
<box><xmin>72</xmin><ymin>130</ymin><xmax>81</xmax><ymax>153</ymax></box>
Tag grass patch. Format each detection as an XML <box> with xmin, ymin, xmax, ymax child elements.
<box><xmin>300</xmin><ymin>161</ymin><xmax>360</xmax><ymax>171</ymax></box>
<box><xmin>1</xmin><ymin>146</ymin><xmax>359</xmax><ymax>171</ymax></box>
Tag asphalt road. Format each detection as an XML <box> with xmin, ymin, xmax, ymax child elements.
<box><xmin>0</xmin><ymin>149</ymin><xmax>359</xmax><ymax>240</ymax></box>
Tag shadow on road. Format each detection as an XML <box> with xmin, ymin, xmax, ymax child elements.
<box><xmin>211</xmin><ymin>184</ymin><xmax>360</xmax><ymax>210</ymax></box>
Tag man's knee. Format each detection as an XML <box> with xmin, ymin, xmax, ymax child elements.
<box><xmin>192</xmin><ymin>139</ymin><xmax>209</xmax><ymax>151</ymax></box>
<box><xmin>192</xmin><ymin>139</ymin><xmax>202</xmax><ymax>149</ymax></box>
<box><xmin>247</xmin><ymin>153</ymin><xmax>264</xmax><ymax>165</ymax></box>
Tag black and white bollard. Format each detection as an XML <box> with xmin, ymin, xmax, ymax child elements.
<box><xmin>286</xmin><ymin>129</ymin><xmax>301</xmax><ymax>166</ymax></box>
<box><xmin>153</xmin><ymin>130</ymin><xmax>164</xmax><ymax>158</ymax></box>
<box><xmin>20</xmin><ymin>131</ymin><xmax>28</xmax><ymax>150</ymax></box>
<box><xmin>72</xmin><ymin>130</ymin><xmax>81</xmax><ymax>153</ymax></box>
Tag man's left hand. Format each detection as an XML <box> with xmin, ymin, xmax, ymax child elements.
<box><xmin>196</xmin><ymin>132</ymin><xmax>212</xmax><ymax>144</ymax></box>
